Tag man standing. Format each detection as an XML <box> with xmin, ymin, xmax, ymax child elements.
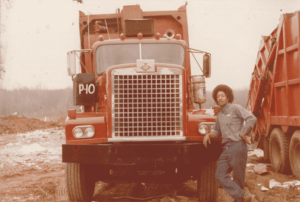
<box><xmin>203</xmin><ymin>84</ymin><xmax>257</xmax><ymax>202</ymax></box>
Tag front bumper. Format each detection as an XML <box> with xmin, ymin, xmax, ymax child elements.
<box><xmin>62</xmin><ymin>141</ymin><xmax>222</xmax><ymax>166</ymax></box>
<box><xmin>62</xmin><ymin>141</ymin><xmax>222</xmax><ymax>182</ymax></box>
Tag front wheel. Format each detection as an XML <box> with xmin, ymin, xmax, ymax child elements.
<box><xmin>197</xmin><ymin>161</ymin><xmax>218</xmax><ymax>202</ymax></box>
<box><xmin>290</xmin><ymin>130</ymin><xmax>300</xmax><ymax>177</ymax></box>
<box><xmin>65</xmin><ymin>163</ymin><xmax>96</xmax><ymax>202</ymax></box>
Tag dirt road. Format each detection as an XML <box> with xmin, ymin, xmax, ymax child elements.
<box><xmin>0</xmin><ymin>116</ymin><xmax>299</xmax><ymax>201</ymax></box>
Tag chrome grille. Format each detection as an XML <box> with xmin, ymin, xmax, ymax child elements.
<box><xmin>111</xmin><ymin>68</ymin><xmax>183</xmax><ymax>139</ymax></box>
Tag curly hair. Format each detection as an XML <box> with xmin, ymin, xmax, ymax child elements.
<box><xmin>212</xmin><ymin>84</ymin><xmax>234</xmax><ymax>104</ymax></box>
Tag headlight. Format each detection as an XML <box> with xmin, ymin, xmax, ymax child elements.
<box><xmin>72</xmin><ymin>125</ymin><xmax>95</xmax><ymax>139</ymax></box>
<box><xmin>210</xmin><ymin>124</ymin><xmax>215</xmax><ymax>132</ymax></box>
<box><xmin>84</xmin><ymin>127</ymin><xmax>95</xmax><ymax>138</ymax></box>
<box><xmin>198</xmin><ymin>124</ymin><xmax>208</xmax><ymax>135</ymax></box>
<box><xmin>73</xmin><ymin>128</ymin><xmax>84</xmax><ymax>138</ymax></box>
<box><xmin>198</xmin><ymin>122</ymin><xmax>215</xmax><ymax>135</ymax></box>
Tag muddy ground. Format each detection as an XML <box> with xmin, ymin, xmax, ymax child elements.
<box><xmin>0</xmin><ymin>116</ymin><xmax>300</xmax><ymax>202</ymax></box>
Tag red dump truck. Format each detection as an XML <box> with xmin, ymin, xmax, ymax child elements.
<box><xmin>63</xmin><ymin>4</ymin><xmax>222</xmax><ymax>202</ymax></box>
<box><xmin>247</xmin><ymin>11</ymin><xmax>300</xmax><ymax>177</ymax></box>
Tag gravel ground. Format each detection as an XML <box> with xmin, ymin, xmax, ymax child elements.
<box><xmin>0</xmin><ymin>116</ymin><xmax>299</xmax><ymax>201</ymax></box>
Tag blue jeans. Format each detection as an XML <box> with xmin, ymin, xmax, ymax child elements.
<box><xmin>215</xmin><ymin>140</ymin><xmax>247</xmax><ymax>202</ymax></box>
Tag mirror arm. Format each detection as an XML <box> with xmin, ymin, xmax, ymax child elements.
<box><xmin>75</xmin><ymin>52</ymin><xmax>89</xmax><ymax>73</ymax></box>
<box><xmin>191</xmin><ymin>51</ymin><xmax>203</xmax><ymax>72</ymax></box>
<box><xmin>188</xmin><ymin>48</ymin><xmax>210</xmax><ymax>54</ymax></box>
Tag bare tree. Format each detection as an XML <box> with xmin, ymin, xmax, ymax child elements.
<box><xmin>0</xmin><ymin>0</ymin><xmax>14</xmax><ymax>85</ymax></box>
<box><xmin>0</xmin><ymin>44</ymin><xmax>5</xmax><ymax>83</ymax></box>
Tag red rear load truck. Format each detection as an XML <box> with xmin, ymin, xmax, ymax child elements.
<box><xmin>247</xmin><ymin>11</ymin><xmax>300</xmax><ymax>177</ymax></box>
<box><xmin>63</xmin><ymin>4</ymin><xmax>222</xmax><ymax>201</ymax></box>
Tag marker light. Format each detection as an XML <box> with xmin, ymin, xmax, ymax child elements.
<box><xmin>137</xmin><ymin>32</ymin><xmax>143</xmax><ymax>39</ymax></box>
<box><xmin>175</xmin><ymin>34</ymin><xmax>181</xmax><ymax>40</ymax></box>
<box><xmin>119</xmin><ymin>33</ymin><xmax>125</xmax><ymax>40</ymax></box>
<box><xmin>98</xmin><ymin>35</ymin><xmax>104</xmax><ymax>41</ymax></box>
<box><xmin>155</xmin><ymin>32</ymin><xmax>161</xmax><ymax>40</ymax></box>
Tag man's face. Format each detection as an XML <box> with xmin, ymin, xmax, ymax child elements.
<box><xmin>217</xmin><ymin>91</ymin><xmax>229</xmax><ymax>106</ymax></box>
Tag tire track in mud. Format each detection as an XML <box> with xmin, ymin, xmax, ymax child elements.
<box><xmin>92</xmin><ymin>181</ymin><xmax>231</xmax><ymax>202</ymax></box>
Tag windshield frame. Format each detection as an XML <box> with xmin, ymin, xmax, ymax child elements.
<box><xmin>92</xmin><ymin>39</ymin><xmax>186</xmax><ymax>75</ymax></box>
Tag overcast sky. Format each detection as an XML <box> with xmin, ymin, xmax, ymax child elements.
<box><xmin>1</xmin><ymin>0</ymin><xmax>299</xmax><ymax>90</ymax></box>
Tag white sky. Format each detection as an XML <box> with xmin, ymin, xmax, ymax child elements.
<box><xmin>1</xmin><ymin>0</ymin><xmax>299</xmax><ymax>90</ymax></box>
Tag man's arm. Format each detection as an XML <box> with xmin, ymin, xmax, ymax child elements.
<box><xmin>204</xmin><ymin>117</ymin><xmax>220</xmax><ymax>148</ymax></box>
<box><xmin>239</xmin><ymin>127</ymin><xmax>252</xmax><ymax>144</ymax></box>
<box><xmin>235</xmin><ymin>105</ymin><xmax>257</xmax><ymax>136</ymax></box>
<box><xmin>203</xmin><ymin>131</ymin><xmax>217</xmax><ymax>148</ymax></box>
<box><xmin>235</xmin><ymin>104</ymin><xmax>257</xmax><ymax>144</ymax></box>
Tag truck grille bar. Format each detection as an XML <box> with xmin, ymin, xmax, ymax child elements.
<box><xmin>111</xmin><ymin>68</ymin><xmax>183</xmax><ymax>140</ymax></box>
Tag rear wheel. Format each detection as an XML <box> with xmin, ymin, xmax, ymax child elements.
<box><xmin>269</xmin><ymin>128</ymin><xmax>291</xmax><ymax>174</ymax></box>
<box><xmin>263</xmin><ymin>135</ymin><xmax>270</xmax><ymax>163</ymax></box>
<box><xmin>197</xmin><ymin>161</ymin><xmax>218</xmax><ymax>202</ymax></box>
<box><xmin>289</xmin><ymin>130</ymin><xmax>300</xmax><ymax>177</ymax></box>
<box><xmin>65</xmin><ymin>163</ymin><xmax>96</xmax><ymax>202</ymax></box>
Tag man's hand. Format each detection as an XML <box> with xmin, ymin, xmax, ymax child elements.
<box><xmin>203</xmin><ymin>134</ymin><xmax>211</xmax><ymax>148</ymax></box>
<box><xmin>239</xmin><ymin>134</ymin><xmax>251</xmax><ymax>145</ymax></box>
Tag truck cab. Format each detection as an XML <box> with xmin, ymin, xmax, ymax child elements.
<box><xmin>63</xmin><ymin>4</ymin><xmax>222</xmax><ymax>202</ymax></box>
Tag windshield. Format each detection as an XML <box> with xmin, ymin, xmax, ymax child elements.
<box><xmin>96</xmin><ymin>43</ymin><xmax>185</xmax><ymax>73</ymax></box>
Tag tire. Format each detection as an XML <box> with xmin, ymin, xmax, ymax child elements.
<box><xmin>263</xmin><ymin>135</ymin><xmax>270</xmax><ymax>163</ymax></box>
<box><xmin>197</xmin><ymin>161</ymin><xmax>218</xmax><ymax>202</ymax></box>
<box><xmin>269</xmin><ymin>128</ymin><xmax>291</xmax><ymax>174</ymax></box>
<box><xmin>289</xmin><ymin>130</ymin><xmax>300</xmax><ymax>177</ymax></box>
<box><xmin>65</xmin><ymin>163</ymin><xmax>96</xmax><ymax>202</ymax></box>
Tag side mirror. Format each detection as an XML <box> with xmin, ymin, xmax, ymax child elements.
<box><xmin>203</xmin><ymin>53</ymin><xmax>211</xmax><ymax>78</ymax></box>
<box><xmin>67</xmin><ymin>51</ymin><xmax>76</xmax><ymax>76</ymax></box>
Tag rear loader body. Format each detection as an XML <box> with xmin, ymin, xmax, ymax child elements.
<box><xmin>247</xmin><ymin>11</ymin><xmax>300</xmax><ymax>177</ymax></box>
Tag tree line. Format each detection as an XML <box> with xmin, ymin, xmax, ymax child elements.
<box><xmin>201</xmin><ymin>88</ymin><xmax>249</xmax><ymax>109</ymax></box>
<box><xmin>0</xmin><ymin>87</ymin><xmax>75</xmax><ymax>120</ymax></box>
<box><xmin>0</xmin><ymin>87</ymin><xmax>249</xmax><ymax>119</ymax></box>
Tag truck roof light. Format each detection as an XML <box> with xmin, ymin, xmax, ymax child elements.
<box><xmin>98</xmin><ymin>35</ymin><xmax>104</xmax><ymax>41</ymax></box>
<box><xmin>119</xmin><ymin>33</ymin><xmax>125</xmax><ymax>40</ymax></box>
<box><xmin>175</xmin><ymin>34</ymin><xmax>181</xmax><ymax>40</ymax></box>
<box><xmin>137</xmin><ymin>32</ymin><xmax>143</xmax><ymax>39</ymax></box>
<box><xmin>163</xmin><ymin>29</ymin><xmax>175</xmax><ymax>39</ymax></box>
<box><xmin>155</xmin><ymin>32</ymin><xmax>161</xmax><ymax>40</ymax></box>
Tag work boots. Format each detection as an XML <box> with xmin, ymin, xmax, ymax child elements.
<box><xmin>243</xmin><ymin>193</ymin><xmax>255</xmax><ymax>202</ymax></box>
